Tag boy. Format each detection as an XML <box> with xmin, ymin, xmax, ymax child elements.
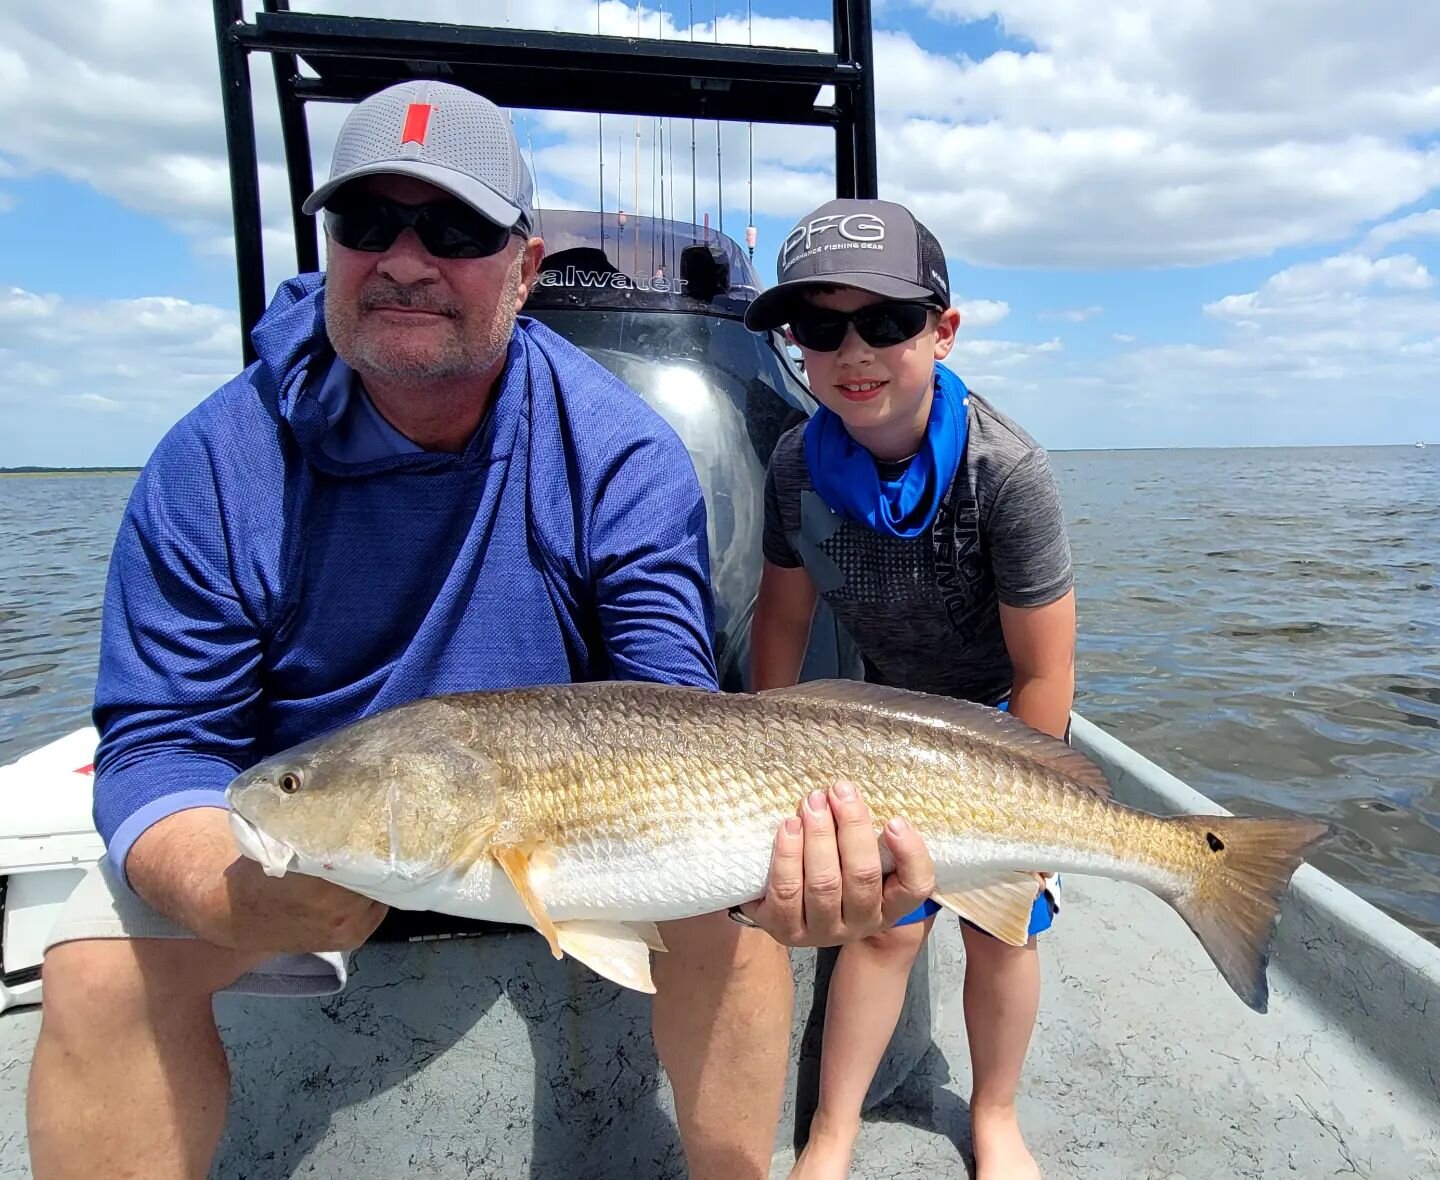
<box><xmin>745</xmin><ymin>199</ymin><xmax>1076</xmax><ymax>1180</ymax></box>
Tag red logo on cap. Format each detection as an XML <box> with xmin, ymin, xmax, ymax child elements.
<box><xmin>401</xmin><ymin>103</ymin><xmax>434</xmax><ymax>146</ymax></box>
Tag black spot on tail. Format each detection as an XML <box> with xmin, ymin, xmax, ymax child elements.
<box><xmin>1207</xmin><ymin>832</ymin><xmax>1226</xmax><ymax>852</ymax></box>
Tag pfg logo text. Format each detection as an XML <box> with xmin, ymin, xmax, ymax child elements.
<box><xmin>782</xmin><ymin>214</ymin><xmax>885</xmax><ymax>269</ymax></box>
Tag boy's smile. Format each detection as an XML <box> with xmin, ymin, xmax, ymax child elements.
<box><xmin>837</xmin><ymin>378</ymin><xmax>887</xmax><ymax>403</ymax></box>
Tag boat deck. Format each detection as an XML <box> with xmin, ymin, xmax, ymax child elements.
<box><xmin>2</xmin><ymin>717</ymin><xmax>1437</xmax><ymax>1178</ymax></box>
<box><xmin>1</xmin><ymin>869</ymin><xmax>1435</xmax><ymax>1178</ymax></box>
<box><xmin>793</xmin><ymin>869</ymin><xmax>1440</xmax><ymax>1178</ymax></box>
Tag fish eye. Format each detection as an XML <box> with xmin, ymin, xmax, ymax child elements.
<box><xmin>278</xmin><ymin>771</ymin><xmax>302</xmax><ymax>795</ymax></box>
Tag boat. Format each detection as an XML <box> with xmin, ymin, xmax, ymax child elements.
<box><xmin>2</xmin><ymin>4</ymin><xmax>1438</xmax><ymax>1177</ymax></box>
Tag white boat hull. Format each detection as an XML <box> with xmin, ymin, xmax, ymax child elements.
<box><xmin>0</xmin><ymin>727</ymin><xmax>103</xmax><ymax>1012</ymax></box>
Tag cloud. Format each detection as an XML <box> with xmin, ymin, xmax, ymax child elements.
<box><xmin>2</xmin><ymin>360</ymin><xmax>61</xmax><ymax>387</ymax></box>
<box><xmin>3</xmin><ymin>1</ymin><xmax>1438</xmax><ymax>277</ymax></box>
<box><xmin>950</xmin><ymin>239</ymin><xmax>1440</xmax><ymax>448</ymax></box>
<box><xmin>1168</xmin><ymin>247</ymin><xmax>1440</xmax><ymax>389</ymax></box>
<box><xmin>3</xmin><ymin>1</ymin><xmax>1439</xmax><ymax>458</ymax></box>
<box><xmin>59</xmin><ymin>392</ymin><xmax>127</xmax><ymax>414</ymax></box>
<box><xmin>0</xmin><ymin>285</ymin><xmax>238</xmax><ymax>443</ymax></box>
<box><xmin>0</xmin><ymin>2</ymin><xmax>836</xmax><ymax>282</ymax></box>
<box><xmin>1362</xmin><ymin>209</ymin><xmax>1440</xmax><ymax>255</ymax></box>
<box><xmin>0</xmin><ymin>190</ymin><xmax>14</xmax><ymax>213</ymax></box>
<box><xmin>1204</xmin><ymin>253</ymin><xmax>1436</xmax><ymax>322</ymax></box>
<box><xmin>1039</xmin><ymin>305</ymin><xmax>1102</xmax><ymax>322</ymax></box>
<box><xmin>899</xmin><ymin>1</ymin><xmax>1440</xmax><ymax>266</ymax></box>
<box><xmin>946</xmin><ymin>335</ymin><xmax>1062</xmax><ymax>393</ymax></box>
<box><xmin>957</xmin><ymin>298</ymin><xmax>1010</xmax><ymax>327</ymax></box>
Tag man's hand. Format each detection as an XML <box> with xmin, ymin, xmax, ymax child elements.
<box><xmin>127</xmin><ymin>807</ymin><xmax>387</xmax><ymax>954</ymax></box>
<box><xmin>211</xmin><ymin>858</ymin><xmax>389</xmax><ymax>953</ymax></box>
<box><xmin>733</xmin><ymin>781</ymin><xmax>935</xmax><ymax>947</ymax></box>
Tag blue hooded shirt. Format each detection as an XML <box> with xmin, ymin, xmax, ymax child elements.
<box><xmin>92</xmin><ymin>273</ymin><xmax>719</xmax><ymax>884</ymax></box>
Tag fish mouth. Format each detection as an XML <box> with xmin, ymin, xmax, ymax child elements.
<box><xmin>229</xmin><ymin>810</ymin><xmax>298</xmax><ymax>878</ymax></box>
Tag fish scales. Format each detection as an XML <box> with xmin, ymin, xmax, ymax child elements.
<box><xmin>226</xmin><ymin>680</ymin><xmax>1331</xmax><ymax>1006</ymax></box>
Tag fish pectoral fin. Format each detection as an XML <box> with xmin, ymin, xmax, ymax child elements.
<box><xmin>624</xmin><ymin>921</ymin><xmax>668</xmax><ymax>953</ymax></box>
<box><xmin>554</xmin><ymin>921</ymin><xmax>660</xmax><ymax>994</ymax></box>
<box><xmin>448</xmin><ymin>823</ymin><xmax>499</xmax><ymax>877</ymax></box>
<box><xmin>492</xmin><ymin>845</ymin><xmax>563</xmax><ymax>959</ymax></box>
<box><xmin>931</xmin><ymin>873</ymin><xmax>1042</xmax><ymax>947</ymax></box>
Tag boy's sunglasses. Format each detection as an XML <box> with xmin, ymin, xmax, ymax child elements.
<box><xmin>787</xmin><ymin>300</ymin><xmax>937</xmax><ymax>352</ymax></box>
<box><xmin>323</xmin><ymin>194</ymin><xmax>520</xmax><ymax>260</ymax></box>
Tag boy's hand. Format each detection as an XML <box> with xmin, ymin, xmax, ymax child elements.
<box><xmin>733</xmin><ymin>780</ymin><xmax>936</xmax><ymax>947</ymax></box>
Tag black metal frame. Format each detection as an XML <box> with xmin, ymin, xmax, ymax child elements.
<box><xmin>212</xmin><ymin>0</ymin><xmax>879</xmax><ymax>365</ymax></box>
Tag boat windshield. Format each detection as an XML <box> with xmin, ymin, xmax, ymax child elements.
<box><xmin>526</xmin><ymin>305</ymin><xmax>814</xmax><ymax>687</ymax></box>
<box><xmin>526</xmin><ymin>208</ymin><xmax>762</xmax><ymax>316</ymax></box>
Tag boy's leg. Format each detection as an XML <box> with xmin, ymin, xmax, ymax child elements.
<box><xmin>791</xmin><ymin>910</ymin><xmax>935</xmax><ymax>1180</ymax></box>
<box><xmin>960</xmin><ymin>922</ymin><xmax>1043</xmax><ymax>1180</ymax></box>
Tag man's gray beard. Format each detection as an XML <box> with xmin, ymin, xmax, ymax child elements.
<box><xmin>330</xmin><ymin>256</ymin><xmax>522</xmax><ymax>385</ymax></box>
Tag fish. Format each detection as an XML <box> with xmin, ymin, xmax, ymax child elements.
<box><xmin>225</xmin><ymin>679</ymin><xmax>1330</xmax><ymax>1010</ymax></box>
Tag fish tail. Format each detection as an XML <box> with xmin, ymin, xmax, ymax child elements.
<box><xmin>1166</xmin><ymin>814</ymin><xmax>1332</xmax><ymax>1013</ymax></box>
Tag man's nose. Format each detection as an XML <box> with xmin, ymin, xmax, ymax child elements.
<box><xmin>375</xmin><ymin>228</ymin><xmax>441</xmax><ymax>286</ymax></box>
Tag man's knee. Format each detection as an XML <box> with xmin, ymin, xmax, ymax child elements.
<box><xmin>41</xmin><ymin>937</ymin><xmax>254</xmax><ymax>1037</ymax></box>
<box><xmin>653</xmin><ymin>911</ymin><xmax>791</xmax><ymax>986</ymax></box>
<box><xmin>660</xmin><ymin>909</ymin><xmax>789</xmax><ymax>960</ymax></box>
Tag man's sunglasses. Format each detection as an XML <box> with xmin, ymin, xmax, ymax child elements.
<box><xmin>323</xmin><ymin>194</ymin><xmax>521</xmax><ymax>260</ymax></box>
<box><xmin>787</xmin><ymin>300</ymin><xmax>937</xmax><ymax>352</ymax></box>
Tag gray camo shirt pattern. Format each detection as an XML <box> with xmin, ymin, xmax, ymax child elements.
<box><xmin>763</xmin><ymin>389</ymin><xmax>1073</xmax><ymax>705</ymax></box>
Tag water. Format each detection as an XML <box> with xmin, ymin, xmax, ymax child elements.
<box><xmin>2</xmin><ymin>448</ymin><xmax>1437</xmax><ymax>945</ymax></box>
<box><xmin>1053</xmin><ymin>445</ymin><xmax>1440</xmax><ymax>945</ymax></box>
<box><xmin>0</xmin><ymin>475</ymin><xmax>126</xmax><ymax>764</ymax></box>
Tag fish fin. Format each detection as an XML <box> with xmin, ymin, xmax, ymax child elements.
<box><xmin>1166</xmin><ymin>814</ymin><xmax>1332</xmax><ymax>1013</ymax></box>
<box><xmin>759</xmin><ymin>680</ymin><xmax>1111</xmax><ymax>801</ymax></box>
<box><xmin>930</xmin><ymin>873</ymin><xmax>1042</xmax><ymax>947</ymax></box>
<box><xmin>447</xmin><ymin>822</ymin><xmax>500</xmax><ymax>877</ymax></box>
<box><xmin>492</xmin><ymin>845</ymin><xmax>563</xmax><ymax>959</ymax></box>
<box><xmin>624</xmin><ymin>921</ymin><xmax>669</xmax><ymax>953</ymax></box>
<box><xmin>554</xmin><ymin>921</ymin><xmax>659</xmax><ymax>994</ymax></box>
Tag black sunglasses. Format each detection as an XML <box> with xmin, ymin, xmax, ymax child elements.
<box><xmin>787</xmin><ymin>300</ymin><xmax>936</xmax><ymax>352</ymax></box>
<box><xmin>324</xmin><ymin>194</ymin><xmax>520</xmax><ymax>260</ymax></box>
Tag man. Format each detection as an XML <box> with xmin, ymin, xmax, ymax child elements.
<box><xmin>26</xmin><ymin>81</ymin><xmax>936</xmax><ymax>1180</ymax></box>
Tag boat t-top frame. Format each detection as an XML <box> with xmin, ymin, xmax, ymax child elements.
<box><xmin>212</xmin><ymin>0</ymin><xmax>880</xmax><ymax>364</ymax></box>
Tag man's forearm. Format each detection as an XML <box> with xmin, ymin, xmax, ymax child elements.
<box><xmin>126</xmin><ymin>806</ymin><xmax>244</xmax><ymax>936</ymax></box>
<box><xmin>127</xmin><ymin>805</ymin><xmax>388</xmax><ymax>953</ymax></box>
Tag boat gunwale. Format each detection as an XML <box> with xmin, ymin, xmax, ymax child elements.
<box><xmin>1071</xmin><ymin>711</ymin><xmax>1440</xmax><ymax>1105</ymax></box>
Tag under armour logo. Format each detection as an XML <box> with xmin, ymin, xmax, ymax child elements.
<box><xmin>401</xmin><ymin>103</ymin><xmax>434</xmax><ymax>146</ymax></box>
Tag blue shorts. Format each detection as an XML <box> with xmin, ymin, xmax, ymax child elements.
<box><xmin>892</xmin><ymin>880</ymin><xmax>1059</xmax><ymax>935</ymax></box>
<box><xmin>892</xmin><ymin>696</ymin><xmax>1061</xmax><ymax>938</ymax></box>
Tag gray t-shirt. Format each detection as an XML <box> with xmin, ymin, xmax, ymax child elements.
<box><xmin>763</xmin><ymin>391</ymin><xmax>1073</xmax><ymax>704</ymax></box>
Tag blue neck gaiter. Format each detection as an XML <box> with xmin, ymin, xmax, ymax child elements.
<box><xmin>803</xmin><ymin>365</ymin><xmax>970</xmax><ymax>538</ymax></box>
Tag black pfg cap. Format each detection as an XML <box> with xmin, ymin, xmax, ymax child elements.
<box><xmin>743</xmin><ymin>199</ymin><xmax>951</xmax><ymax>331</ymax></box>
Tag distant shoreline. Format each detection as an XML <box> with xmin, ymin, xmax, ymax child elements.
<box><xmin>0</xmin><ymin>442</ymin><xmax>1429</xmax><ymax>473</ymax></box>
<box><xmin>0</xmin><ymin>468</ymin><xmax>141</xmax><ymax>477</ymax></box>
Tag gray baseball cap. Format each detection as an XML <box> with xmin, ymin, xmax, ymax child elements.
<box><xmin>302</xmin><ymin>80</ymin><xmax>535</xmax><ymax>233</ymax></box>
<box><xmin>744</xmin><ymin>198</ymin><xmax>950</xmax><ymax>331</ymax></box>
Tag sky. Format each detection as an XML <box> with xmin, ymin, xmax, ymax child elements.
<box><xmin>2</xmin><ymin>0</ymin><xmax>1439</xmax><ymax>466</ymax></box>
